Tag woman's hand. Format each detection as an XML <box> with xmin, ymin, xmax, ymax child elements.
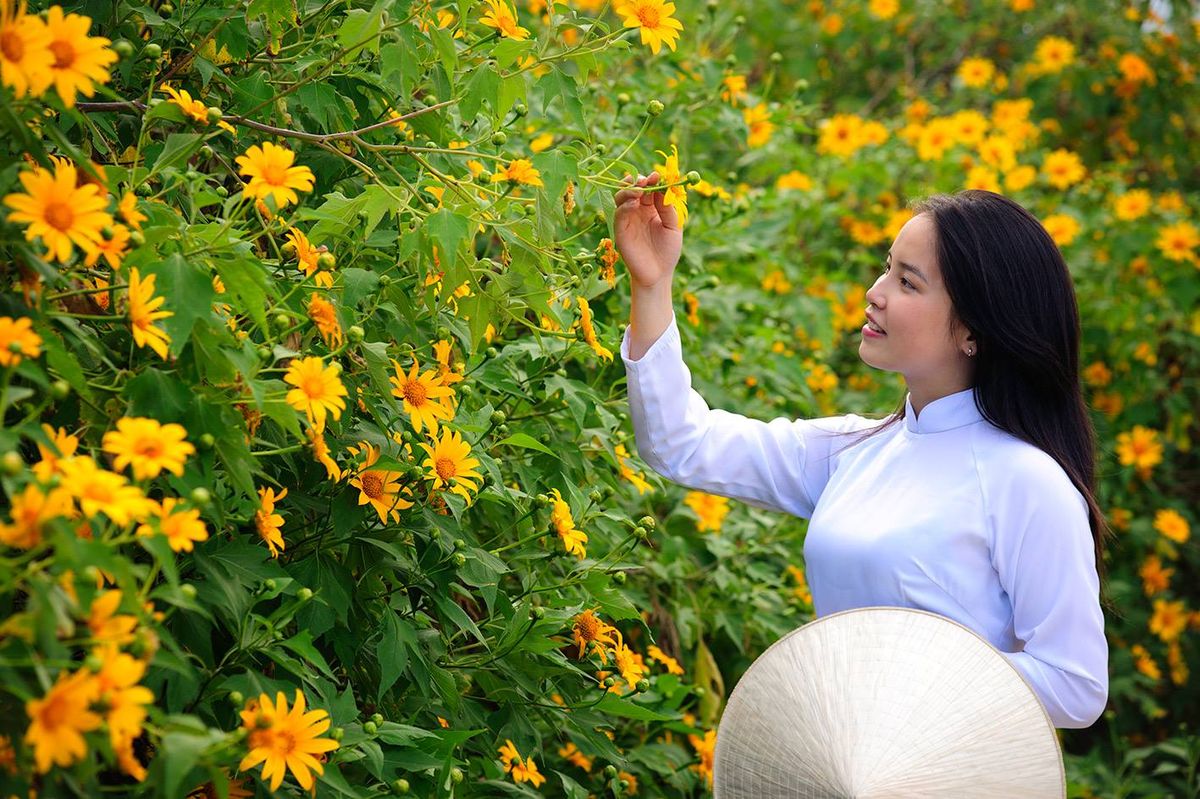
<box><xmin>614</xmin><ymin>171</ymin><xmax>683</xmax><ymax>289</ymax></box>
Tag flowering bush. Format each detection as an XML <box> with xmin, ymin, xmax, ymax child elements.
<box><xmin>0</xmin><ymin>0</ymin><xmax>1197</xmax><ymax>796</ymax></box>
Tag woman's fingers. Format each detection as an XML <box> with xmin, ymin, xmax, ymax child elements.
<box><xmin>614</xmin><ymin>172</ymin><xmax>644</xmax><ymax>206</ymax></box>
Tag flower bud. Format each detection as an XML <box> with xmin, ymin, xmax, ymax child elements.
<box><xmin>491</xmin><ymin>131</ymin><xmax>507</xmax><ymax>146</ymax></box>
<box><xmin>646</xmin><ymin>99</ymin><xmax>665</xmax><ymax>116</ymax></box>
<box><xmin>206</xmin><ymin>106</ymin><xmax>223</xmax><ymax>123</ymax></box>
<box><xmin>363</xmin><ymin>720</ymin><xmax>378</xmax><ymax>735</ymax></box>
<box><xmin>347</xmin><ymin>325</ymin><xmax>365</xmax><ymax>343</ymax></box>
<box><xmin>143</xmin><ymin>43</ymin><xmax>162</xmax><ymax>59</ymax></box>
<box><xmin>317</xmin><ymin>252</ymin><xmax>337</xmax><ymax>271</ymax></box>
<box><xmin>190</xmin><ymin>487</ymin><xmax>211</xmax><ymax>506</ymax></box>
<box><xmin>229</xmin><ymin>690</ymin><xmax>244</xmax><ymax>706</ymax></box>
<box><xmin>297</xmin><ymin>587</ymin><xmax>314</xmax><ymax>602</ymax></box>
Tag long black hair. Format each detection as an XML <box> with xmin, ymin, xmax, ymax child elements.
<box><xmin>854</xmin><ymin>190</ymin><xmax>1113</xmax><ymax>606</ymax></box>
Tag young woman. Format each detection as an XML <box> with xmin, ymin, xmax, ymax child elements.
<box><xmin>613</xmin><ymin>174</ymin><xmax>1111</xmax><ymax>729</ymax></box>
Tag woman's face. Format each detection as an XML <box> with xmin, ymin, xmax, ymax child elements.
<box><xmin>859</xmin><ymin>213</ymin><xmax>975</xmax><ymax>406</ymax></box>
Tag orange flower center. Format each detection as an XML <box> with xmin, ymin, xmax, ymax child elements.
<box><xmin>260</xmin><ymin>163</ymin><xmax>288</xmax><ymax>186</ymax></box>
<box><xmin>636</xmin><ymin>6</ymin><xmax>662</xmax><ymax>27</ymax></box>
<box><xmin>1</xmin><ymin>30</ymin><xmax>25</xmax><ymax>61</ymax></box>
<box><xmin>135</xmin><ymin>440</ymin><xmax>164</xmax><ymax>459</ymax></box>
<box><xmin>274</xmin><ymin>729</ymin><xmax>298</xmax><ymax>756</ymax></box>
<box><xmin>49</xmin><ymin>39</ymin><xmax>76</xmax><ymax>69</ymax></box>
<box><xmin>360</xmin><ymin>473</ymin><xmax>384</xmax><ymax>499</ymax></box>
<box><xmin>435</xmin><ymin>457</ymin><xmax>456</xmax><ymax>481</ymax></box>
<box><xmin>404</xmin><ymin>380</ymin><xmax>427</xmax><ymax>406</ymax></box>
<box><xmin>44</xmin><ymin>201</ymin><xmax>75</xmax><ymax>231</ymax></box>
<box><xmin>574</xmin><ymin>613</ymin><xmax>600</xmax><ymax>641</ymax></box>
<box><xmin>303</xmin><ymin>375</ymin><xmax>327</xmax><ymax>398</ymax></box>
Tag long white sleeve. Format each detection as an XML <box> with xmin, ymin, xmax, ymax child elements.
<box><xmin>983</xmin><ymin>447</ymin><xmax>1110</xmax><ymax>729</ymax></box>
<box><xmin>620</xmin><ymin>315</ymin><xmax>879</xmax><ymax>518</ymax></box>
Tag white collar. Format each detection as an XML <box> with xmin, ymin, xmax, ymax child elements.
<box><xmin>903</xmin><ymin>387</ymin><xmax>984</xmax><ymax>434</ymax></box>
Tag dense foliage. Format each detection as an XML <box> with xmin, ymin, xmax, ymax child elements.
<box><xmin>0</xmin><ymin>0</ymin><xmax>1197</xmax><ymax>796</ymax></box>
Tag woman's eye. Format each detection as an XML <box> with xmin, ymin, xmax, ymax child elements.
<box><xmin>900</xmin><ymin>277</ymin><xmax>914</xmax><ymax>289</ymax></box>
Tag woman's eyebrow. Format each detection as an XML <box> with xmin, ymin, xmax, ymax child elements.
<box><xmin>886</xmin><ymin>252</ymin><xmax>929</xmax><ymax>284</ymax></box>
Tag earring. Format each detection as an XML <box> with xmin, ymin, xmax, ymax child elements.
<box><xmin>966</xmin><ymin>347</ymin><xmax>975</xmax><ymax>357</ymax></box>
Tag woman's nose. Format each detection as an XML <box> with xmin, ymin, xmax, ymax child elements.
<box><xmin>865</xmin><ymin>276</ymin><xmax>885</xmax><ymax>309</ymax></box>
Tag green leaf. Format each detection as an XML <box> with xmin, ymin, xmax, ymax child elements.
<box><xmin>337</xmin><ymin>0</ymin><xmax>387</xmax><ymax>57</ymax></box>
<box><xmin>125</xmin><ymin>368</ymin><xmax>193</xmax><ymax>419</ymax></box>
<box><xmin>423</xmin><ymin>209</ymin><xmax>471</xmax><ymax>271</ymax></box>
<box><xmin>154</xmin><ymin>253</ymin><xmax>218</xmax><ymax>356</ymax></box>
<box><xmin>537</xmin><ymin>69</ymin><xmax>587</xmax><ymax>132</ymax></box>
<box><xmin>461</xmin><ymin>63</ymin><xmax>500</xmax><ymax>122</ymax></box>
<box><xmin>376</xmin><ymin>612</ymin><xmax>414</xmax><ymax>701</ymax></box>
<box><xmin>246</xmin><ymin>0</ymin><xmax>298</xmax><ymax>50</ymax></box>
<box><xmin>428</xmin><ymin>24</ymin><xmax>458</xmax><ymax>76</ymax></box>
<box><xmin>497</xmin><ymin>433</ymin><xmax>558</xmax><ymax>458</ymax></box>
<box><xmin>150</xmin><ymin>133</ymin><xmax>205</xmax><ymax>176</ymax></box>
<box><xmin>280</xmin><ymin>629</ymin><xmax>335</xmax><ymax>678</ymax></box>
<box><xmin>155</xmin><ymin>715</ymin><xmax>226</xmax><ymax>798</ymax></box>
<box><xmin>213</xmin><ymin>255</ymin><xmax>271</xmax><ymax>332</ymax></box>
<box><xmin>593</xmin><ymin>693</ymin><xmax>674</xmax><ymax>722</ymax></box>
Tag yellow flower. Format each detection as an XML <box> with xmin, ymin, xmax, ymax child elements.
<box><xmin>530</xmin><ymin>132</ymin><xmax>554</xmax><ymax>153</ymax></box>
<box><xmin>306</xmin><ymin>428</ymin><xmax>342</xmax><ymax>482</ymax></box>
<box><xmin>498</xmin><ymin>739</ymin><xmax>521</xmax><ymax>771</ymax></box>
<box><xmin>720</xmin><ymin>74</ymin><xmax>747</xmax><ymax>105</ymax></box>
<box><xmin>549</xmin><ymin>488</ymin><xmax>587</xmax><ymax>558</ymax></box>
<box><xmin>651</xmin><ymin>144</ymin><xmax>689</xmax><ymax>226</ymax></box>
<box><xmin>1004</xmin><ymin>164</ymin><xmax>1037</xmax><ymax>192</ymax></box>
<box><xmin>285</xmin><ymin>228</ymin><xmax>334</xmax><ymax>288</ymax></box>
<box><xmin>572</xmin><ymin>609</ymin><xmax>619</xmax><ymax>662</ymax></box>
<box><xmin>3</xmin><ymin>157</ymin><xmax>113</xmax><ymax>263</ymax></box>
<box><xmin>1115</xmin><ymin>425</ymin><xmax>1163</xmax><ymax>477</ymax></box>
<box><xmin>511</xmin><ymin>754</ymin><xmax>546</xmax><ymax>787</ymax></box>
<box><xmin>743</xmin><ymin>103</ymin><xmax>776</xmax><ymax>149</ymax></box>
<box><xmin>24</xmin><ymin>668</ymin><xmax>101</xmax><ymax>773</ymax></box>
<box><xmin>916</xmin><ymin>118</ymin><xmax>956</xmax><ymax>161</ymax></box>
<box><xmin>59</xmin><ymin>456</ymin><xmax>155</xmax><ymax>526</ymax></box>
<box><xmin>479</xmin><ymin>0</ymin><xmax>530</xmax><ymax>40</ymax></box>
<box><xmin>1031</xmin><ymin>35</ymin><xmax>1075</xmax><ymax>74</ymax></box>
<box><xmin>1041</xmin><ymin>213</ymin><xmax>1081</xmax><ymax>246</ymax></box>
<box><xmin>390</xmin><ymin>357</ymin><xmax>455</xmax><ymax>434</ymax></box>
<box><xmin>1155</xmin><ymin>221</ymin><xmax>1198</xmax><ymax>262</ymax></box>
<box><xmin>1149</xmin><ymin>599</ymin><xmax>1188</xmax><ymax>643</ymax></box>
<box><xmin>558</xmin><ymin>741</ymin><xmax>594</xmax><ymax>771</ymax></box>
<box><xmin>255</xmin><ymin>486</ymin><xmax>288</xmax><ymax>557</ymax></box>
<box><xmin>1117</xmin><ymin>53</ymin><xmax>1154</xmax><ymax>84</ymax></box>
<box><xmin>613</xmin><ymin>642</ymin><xmax>647</xmax><ymax>690</ymax></box>
<box><xmin>126</xmin><ymin>267</ymin><xmax>174</xmax><ymax>360</ymax></box>
<box><xmin>87</xmin><ymin>590</ymin><xmax>139</xmax><ymax>645</ymax></box>
<box><xmin>102</xmin><ymin>416</ymin><xmax>195</xmax><ymax>480</ymax></box>
<box><xmin>1131</xmin><ymin>644</ymin><xmax>1161</xmax><ymax>681</ymax></box>
<box><xmin>0</xmin><ymin>0</ymin><xmax>53</xmax><ymax>98</ymax></box>
<box><xmin>1139</xmin><ymin>555</ymin><xmax>1174</xmax><ymax>596</ymax></box>
<box><xmin>306</xmin><ymin>293</ymin><xmax>343</xmax><ymax>347</ymax></box>
<box><xmin>688</xmin><ymin>728</ymin><xmax>716</xmax><ymax>788</ymax></box>
<box><xmin>239</xmin><ymin>690</ymin><xmax>340</xmax><ymax>792</ymax></box>
<box><xmin>161</xmin><ymin>83</ymin><xmax>210</xmax><ymax>123</ymax></box>
<box><xmin>490</xmin><ymin>158</ymin><xmax>543</xmax><ymax>186</ymax></box>
<box><xmin>977</xmin><ymin>135</ymin><xmax>1017</xmax><ymax>172</ymax></box>
<box><xmin>0</xmin><ymin>483</ymin><xmax>73</xmax><ymax>549</ymax></box>
<box><xmin>284</xmin><ymin>356</ymin><xmax>348</xmax><ymax>432</ymax></box>
<box><xmin>883</xmin><ymin>209</ymin><xmax>913</xmax><ymax>239</ymax></box>
<box><xmin>82</xmin><ymin>223</ymin><xmax>131</xmax><ymax>269</ymax></box>
<box><xmin>617</xmin><ymin>0</ymin><xmax>684</xmax><ymax>55</ymax></box>
<box><xmin>1167</xmin><ymin>642</ymin><xmax>1188</xmax><ymax>686</ymax></box>
<box><xmin>418</xmin><ymin>428</ymin><xmax>483</xmax><ymax>504</ymax></box>
<box><xmin>236</xmin><ymin>142</ymin><xmax>315</xmax><ymax>208</ymax></box>
<box><xmin>957</xmin><ymin>57</ymin><xmax>995</xmax><ymax>88</ymax></box>
<box><xmin>817</xmin><ymin>113</ymin><xmax>866</xmax><ymax>157</ymax></box>
<box><xmin>614</xmin><ymin>442</ymin><xmax>651</xmax><ymax>493</ymax></box>
<box><xmin>347</xmin><ymin>441</ymin><xmax>412</xmax><ymax>524</ymax></box>
<box><xmin>1041</xmin><ymin>148</ymin><xmax>1086</xmax><ymax>190</ymax></box>
<box><xmin>647</xmin><ymin>643</ymin><xmax>684</xmax><ymax>675</ymax></box>
<box><xmin>43</xmin><ymin>6</ymin><xmax>117</xmax><ymax>107</ymax></box>
<box><xmin>868</xmin><ymin>0</ymin><xmax>898</xmax><ymax>20</ymax></box>
<box><xmin>1082</xmin><ymin>361</ymin><xmax>1111</xmax><ymax>387</ymax></box>
<box><xmin>118</xmin><ymin>192</ymin><xmax>146</xmax><ymax>230</ymax></box>
<box><xmin>0</xmin><ymin>315</ymin><xmax>42</xmax><ymax>367</ymax></box>
<box><xmin>93</xmin><ymin>645</ymin><xmax>154</xmax><ymax>743</ymax></box>
<box><xmin>847</xmin><ymin>219</ymin><xmax>885</xmax><ymax>246</ymax></box>
<box><xmin>137</xmin><ymin>496</ymin><xmax>209</xmax><ymax>552</ymax></box>
<box><xmin>1112</xmin><ymin>189</ymin><xmax>1151</xmax><ymax>221</ymax></box>
<box><xmin>820</xmin><ymin>12</ymin><xmax>843</xmax><ymax>35</ymax></box>
<box><xmin>1153</xmin><ymin>509</ymin><xmax>1189</xmax><ymax>544</ymax></box>
<box><xmin>775</xmin><ymin>171</ymin><xmax>812</xmax><ymax>191</ymax></box>
<box><xmin>577</xmin><ymin>296</ymin><xmax>613</xmax><ymax>362</ymax></box>
<box><xmin>683</xmin><ymin>491</ymin><xmax>730</xmax><ymax>533</ymax></box>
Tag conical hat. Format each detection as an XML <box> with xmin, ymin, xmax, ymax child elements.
<box><xmin>713</xmin><ymin>606</ymin><xmax>1063</xmax><ymax>798</ymax></box>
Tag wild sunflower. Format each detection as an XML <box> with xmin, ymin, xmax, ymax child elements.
<box><xmin>126</xmin><ymin>268</ymin><xmax>174</xmax><ymax>360</ymax></box>
<box><xmin>0</xmin><ymin>0</ymin><xmax>53</xmax><ymax>98</ymax></box>
<box><xmin>102</xmin><ymin>416</ymin><xmax>195</xmax><ymax>480</ymax></box>
<box><xmin>389</xmin><ymin>356</ymin><xmax>455</xmax><ymax>434</ymax></box>
<box><xmin>33</xmin><ymin>423</ymin><xmax>78</xmax><ymax>481</ymax></box>
<box><xmin>613</xmin><ymin>642</ymin><xmax>647</xmax><ymax>690</ymax></box>
<box><xmin>1155</xmin><ymin>221</ymin><xmax>1198</xmax><ymax>262</ymax></box>
<box><xmin>1041</xmin><ymin>148</ymin><xmax>1086</xmax><ymax>190</ymax></box>
<box><xmin>118</xmin><ymin>192</ymin><xmax>146</xmax><ymax>229</ymax></box>
<box><xmin>43</xmin><ymin>6</ymin><xmax>117</xmax><ymax>107</ymax></box>
<box><xmin>305</xmin><ymin>428</ymin><xmax>342</xmax><ymax>482</ymax></box>
<box><xmin>683</xmin><ymin>491</ymin><xmax>730</xmax><ymax>533</ymax></box>
<box><xmin>549</xmin><ymin>489</ymin><xmax>587</xmax><ymax>559</ymax></box>
<box><xmin>575</xmin><ymin>296</ymin><xmax>613</xmax><ymax>362</ymax></box>
<box><xmin>92</xmin><ymin>645</ymin><xmax>154</xmax><ymax>743</ymax></box>
<box><xmin>490</xmin><ymin>158</ymin><xmax>543</xmax><ymax>186</ymax></box>
<box><xmin>238</xmin><ymin>690</ymin><xmax>340</xmax><ymax>792</ymax></box>
<box><xmin>571</xmin><ymin>609</ymin><xmax>620</xmax><ymax>663</ymax></box>
<box><xmin>306</xmin><ymin>293</ymin><xmax>342</xmax><ymax>347</ymax></box>
<box><xmin>161</xmin><ymin>83</ymin><xmax>209</xmax><ymax>124</ymax></box>
<box><xmin>87</xmin><ymin>590</ymin><xmax>139</xmax><ymax>645</ymax></box>
<box><xmin>24</xmin><ymin>668</ymin><xmax>101</xmax><ymax>773</ymax></box>
<box><xmin>0</xmin><ymin>483</ymin><xmax>73</xmax><ymax>549</ymax></box>
<box><xmin>82</xmin><ymin>223</ymin><xmax>130</xmax><ymax>269</ymax></box>
<box><xmin>617</xmin><ymin>0</ymin><xmax>684</xmax><ymax>54</ymax></box>
<box><xmin>284</xmin><ymin>356</ymin><xmax>347</xmax><ymax>432</ymax></box>
<box><xmin>137</xmin><ymin>497</ymin><xmax>209</xmax><ymax>553</ymax></box>
<box><xmin>347</xmin><ymin>441</ymin><xmax>413</xmax><ymax>524</ymax></box>
<box><xmin>647</xmin><ymin>644</ymin><xmax>684</xmax><ymax>675</ymax></box>
<box><xmin>652</xmin><ymin>144</ymin><xmax>689</xmax><ymax>226</ymax></box>
<box><xmin>3</xmin><ymin>157</ymin><xmax>113</xmax><ymax>263</ymax></box>
<box><xmin>0</xmin><ymin>315</ymin><xmax>42</xmax><ymax>367</ymax></box>
<box><xmin>236</xmin><ymin>142</ymin><xmax>315</xmax><ymax>208</ymax></box>
<box><xmin>285</xmin><ymin>227</ymin><xmax>334</xmax><ymax>287</ymax></box>
<box><xmin>58</xmin><ymin>456</ymin><xmax>155</xmax><ymax>527</ymax></box>
<box><xmin>254</xmin><ymin>486</ymin><xmax>288</xmax><ymax>557</ymax></box>
<box><xmin>418</xmin><ymin>428</ymin><xmax>483</xmax><ymax>504</ymax></box>
<box><xmin>479</xmin><ymin>0</ymin><xmax>530</xmax><ymax>40</ymax></box>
